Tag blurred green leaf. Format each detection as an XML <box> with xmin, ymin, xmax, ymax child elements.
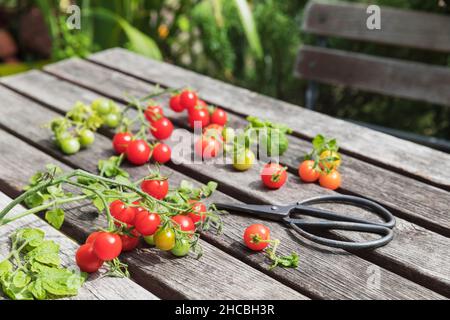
<box><xmin>233</xmin><ymin>0</ymin><xmax>263</xmax><ymax>59</ymax></box>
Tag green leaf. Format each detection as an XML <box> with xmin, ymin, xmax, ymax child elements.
<box><xmin>28</xmin><ymin>279</ymin><xmax>46</xmax><ymax>300</ymax></box>
<box><xmin>92</xmin><ymin>196</ymin><xmax>105</xmax><ymax>212</ymax></box>
<box><xmin>98</xmin><ymin>156</ymin><xmax>128</xmax><ymax>178</ymax></box>
<box><xmin>233</xmin><ymin>0</ymin><xmax>263</xmax><ymax>59</ymax></box>
<box><xmin>38</xmin><ymin>266</ymin><xmax>85</xmax><ymax>297</ymax></box>
<box><xmin>14</xmin><ymin>228</ymin><xmax>45</xmax><ymax>249</ymax></box>
<box><xmin>45</xmin><ymin>208</ymin><xmax>65</xmax><ymax>229</ymax></box>
<box><xmin>0</xmin><ymin>260</ymin><xmax>12</xmax><ymax>278</ymax></box>
<box><xmin>13</xmin><ymin>271</ymin><xmax>31</xmax><ymax>288</ymax></box>
<box><xmin>27</xmin><ymin>240</ymin><xmax>61</xmax><ymax>267</ymax></box>
<box><xmin>88</xmin><ymin>8</ymin><xmax>162</xmax><ymax>60</ymax></box>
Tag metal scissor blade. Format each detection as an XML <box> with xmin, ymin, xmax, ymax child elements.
<box><xmin>213</xmin><ymin>203</ymin><xmax>290</xmax><ymax>221</ymax></box>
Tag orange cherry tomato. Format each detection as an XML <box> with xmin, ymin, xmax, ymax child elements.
<box><xmin>319</xmin><ymin>170</ymin><xmax>341</xmax><ymax>190</ymax></box>
<box><xmin>298</xmin><ymin>160</ymin><xmax>320</xmax><ymax>183</ymax></box>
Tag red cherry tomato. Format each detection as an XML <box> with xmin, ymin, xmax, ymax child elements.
<box><xmin>197</xmin><ymin>100</ymin><xmax>207</xmax><ymax>108</ymax></box>
<box><xmin>76</xmin><ymin>243</ymin><xmax>104</xmax><ymax>273</ymax></box>
<box><xmin>92</xmin><ymin>232</ymin><xmax>122</xmax><ymax>261</ymax></box>
<box><xmin>126</xmin><ymin>139</ymin><xmax>151</xmax><ymax>165</ymax></box>
<box><xmin>195</xmin><ymin>136</ymin><xmax>221</xmax><ymax>159</ymax></box>
<box><xmin>261</xmin><ymin>162</ymin><xmax>288</xmax><ymax>189</ymax></box>
<box><xmin>189</xmin><ymin>107</ymin><xmax>210</xmax><ymax>129</ymax></box>
<box><xmin>85</xmin><ymin>231</ymin><xmax>103</xmax><ymax>244</ymax></box>
<box><xmin>141</xmin><ymin>179</ymin><xmax>169</xmax><ymax>200</ymax></box>
<box><xmin>150</xmin><ymin>117</ymin><xmax>174</xmax><ymax>140</ymax></box>
<box><xmin>144</xmin><ymin>105</ymin><xmax>164</xmax><ymax>122</ymax></box>
<box><xmin>298</xmin><ymin>160</ymin><xmax>320</xmax><ymax>183</ymax></box>
<box><xmin>171</xmin><ymin>215</ymin><xmax>195</xmax><ymax>233</ymax></box>
<box><xmin>109</xmin><ymin>200</ymin><xmax>126</xmax><ymax>217</ymax></box>
<box><xmin>187</xmin><ymin>200</ymin><xmax>207</xmax><ymax>224</ymax></box>
<box><xmin>180</xmin><ymin>90</ymin><xmax>198</xmax><ymax>112</ymax></box>
<box><xmin>319</xmin><ymin>170</ymin><xmax>341</xmax><ymax>190</ymax></box>
<box><xmin>211</xmin><ymin>108</ymin><xmax>228</xmax><ymax>126</ymax></box>
<box><xmin>243</xmin><ymin>224</ymin><xmax>270</xmax><ymax>251</ymax></box>
<box><xmin>203</xmin><ymin>124</ymin><xmax>224</xmax><ymax>140</ymax></box>
<box><xmin>152</xmin><ymin>143</ymin><xmax>171</xmax><ymax>164</ymax></box>
<box><xmin>112</xmin><ymin>206</ymin><xmax>136</xmax><ymax>226</ymax></box>
<box><xmin>169</xmin><ymin>94</ymin><xmax>184</xmax><ymax>113</ymax></box>
<box><xmin>120</xmin><ymin>229</ymin><xmax>140</xmax><ymax>252</ymax></box>
<box><xmin>134</xmin><ymin>212</ymin><xmax>161</xmax><ymax>236</ymax></box>
<box><xmin>112</xmin><ymin>132</ymin><xmax>133</xmax><ymax>154</ymax></box>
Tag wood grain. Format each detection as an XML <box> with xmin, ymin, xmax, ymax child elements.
<box><xmin>303</xmin><ymin>1</ymin><xmax>450</xmax><ymax>53</ymax></box>
<box><xmin>0</xmin><ymin>129</ymin><xmax>305</xmax><ymax>300</ymax></box>
<box><xmin>0</xmin><ymin>83</ymin><xmax>445</xmax><ymax>299</ymax></box>
<box><xmin>296</xmin><ymin>45</ymin><xmax>450</xmax><ymax>107</ymax></box>
<box><xmin>10</xmin><ymin>67</ymin><xmax>448</xmax><ymax>236</ymax></box>
<box><xmin>83</xmin><ymin>49</ymin><xmax>450</xmax><ymax>190</ymax></box>
<box><xmin>0</xmin><ymin>193</ymin><xmax>157</xmax><ymax>300</ymax></box>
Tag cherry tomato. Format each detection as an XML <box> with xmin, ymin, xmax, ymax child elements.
<box><xmin>180</xmin><ymin>90</ymin><xmax>198</xmax><ymax>112</ymax></box>
<box><xmin>233</xmin><ymin>148</ymin><xmax>255</xmax><ymax>171</ymax></box>
<box><xmin>109</xmin><ymin>200</ymin><xmax>125</xmax><ymax>216</ymax></box>
<box><xmin>319</xmin><ymin>150</ymin><xmax>341</xmax><ymax>170</ymax></box>
<box><xmin>298</xmin><ymin>160</ymin><xmax>320</xmax><ymax>183</ymax></box>
<box><xmin>197</xmin><ymin>100</ymin><xmax>207</xmax><ymax>108</ymax></box>
<box><xmin>211</xmin><ymin>108</ymin><xmax>228</xmax><ymax>126</ymax></box>
<box><xmin>104</xmin><ymin>113</ymin><xmax>120</xmax><ymax>128</ymax></box>
<box><xmin>113</xmin><ymin>132</ymin><xmax>133</xmax><ymax>154</ymax></box>
<box><xmin>203</xmin><ymin>124</ymin><xmax>224</xmax><ymax>140</ymax></box>
<box><xmin>76</xmin><ymin>243</ymin><xmax>104</xmax><ymax>273</ymax></box>
<box><xmin>112</xmin><ymin>206</ymin><xmax>136</xmax><ymax>226</ymax></box>
<box><xmin>171</xmin><ymin>238</ymin><xmax>191</xmax><ymax>257</ymax></box>
<box><xmin>261</xmin><ymin>163</ymin><xmax>288</xmax><ymax>189</ymax></box>
<box><xmin>93</xmin><ymin>99</ymin><xmax>111</xmax><ymax>115</ymax></box>
<box><xmin>60</xmin><ymin>138</ymin><xmax>80</xmax><ymax>155</ymax></box>
<box><xmin>319</xmin><ymin>170</ymin><xmax>341</xmax><ymax>190</ymax></box>
<box><xmin>134</xmin><ymin>212</ymin><xmax>161</xmax><ymax>236</ymax></box>
<box><xmin>189</xmin><ymin>108</ymin><xmax>210</xmax><ymax>128</ymax></box>
<box><xmin>243</xmin><ymin>224</ymin><xmax>270</xmax><ymax>251</ymax></box>
<box><xmin>187</xmin><ymin>200</ymin><xmax>207</xmax><ymax>224</ymax></box>
<box><xmin>92</xmin><ymin>232</ymin><xmax>122</xmax><ymax>261</ymax></box>
<box><xmin>141</xmin><ymin>179</ymin><xmax>169</xmax><ymax>200</ymax></box>
<box><xmin>126</xmin><ymin>139</ymin><xmax>151</xmax><ymax>165</ymax></box>
<box><xmin>171</xmin><ymin>215</ymin><xmax>195</xmax><ymax>233</ymax></box>
<box><xmin>85</xmin><ymin>231</ymin><xmax>103</xmax><ymax>244</ymax></box>
<box><xmin>154</xmin><ymin>227</ymin><xmax>176</xmax><ymax>251</ymax></box>
<box><xmin>151</xmin><ymin>117</ymin><xmax>174</xmax><ymax>140</ymax></box>
<box><xmin>152</xmin><ymin>143</ymin><xmax>171</xmax><ymax>164</ymax></box>
<box><xmin>132</xmin><ymin>201</ymin><xmax>146</xmax><ymax>214</ymax></box>
<box><xmin>169</xmin><ymin>94</ymin><xmax>184</xmax><ymax>113</ymax></box>
<box><xmin>79</xmin><ymin>129</ymin><xmax>95</xmax><ymax>147</ymax></box>
<box><xmin>195</xmin><ymin>136</ymin><xmax>221</xmax><ymax>159</ymax></box>
<box><xmin>144</xmin><ymin>105</ymin><xmax>164</xmax><ymax>122</ymax></box>
<box><xmin>143</xmin><ymin>235</ymin><xmax>155</xmax><ymax>246</ymax></box>
<box><xmin>120</xmin><ymin>229</ymin><xmax>140</xmax><ymax>252</ymax></box>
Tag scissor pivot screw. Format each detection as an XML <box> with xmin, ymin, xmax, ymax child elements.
<box><xmin>271</xmin><ymin>206</ymin><xmax>278</xmax><ymax>210</ymax></box>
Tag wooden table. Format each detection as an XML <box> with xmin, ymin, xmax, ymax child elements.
<box><xmin>0</xmin><ymin>48</ymin><xmax>449</xmax><ymax>300</ymax></box>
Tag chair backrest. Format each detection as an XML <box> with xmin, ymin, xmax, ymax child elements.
<box><xmin>295</xmin><ymin>1</ymin><xmax>450</xmax><ymax>107</ymax></box>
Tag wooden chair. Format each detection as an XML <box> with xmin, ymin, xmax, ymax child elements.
<box><xmin>295</xmin><ymin>1</ymin><xmax>450</xmax><ymax>152</ymax></box>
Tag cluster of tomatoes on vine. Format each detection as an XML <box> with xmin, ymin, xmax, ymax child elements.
<box><xmin>76</xmin><ymin>172</ymin><xmax>211</xmax><ymax>274</ymax></box>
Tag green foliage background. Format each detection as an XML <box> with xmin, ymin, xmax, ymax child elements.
<box><xmin>1</xmin><ymin>0</ymin><xmax>449</xmax><ymax>140</ymax></box>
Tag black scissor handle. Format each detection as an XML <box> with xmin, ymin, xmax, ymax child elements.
<box><xmin>286</xmin><ymin>219</ymin><xmax>394</xmax><ymax>250</ymax></box>
<box><xmin>295</xmin><ymin>195</ymin><xmax>396</xmax><ymax>229</ymax></box>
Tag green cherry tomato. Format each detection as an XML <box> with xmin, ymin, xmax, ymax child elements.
<box><xmin>170</xmin><ymin>238</ymin><xmax>191</xmax><ymax>257</ymax></box>
<box><xmin>55</xmin><ymin>131</ymin><xmax>72</xmax><ymax>147</ymax></box>
<box><xmin>60</xmin><ymin>138</ymin><xmax>81</xmax><ymax>155</ymax></box>
<box><xmin>79</xmin><ymin>129</ymin><xmax>95</xmax><ymax>147</ymax></box>
<box><xmin>93</xmin><ymin>99</ymin><xmax>111</xmax><ymax>115</ymax></box>
<box><xmin>222</xmin><ymin>127</ymin><xmax>235</xmax><ymax>143</ymax></box>
<box><xmin>104</xmin><ymin>113</ymin><xmax>120</xmax><ymax>128</ymax></box>
<box><xmin>233</xmin><ymin>149</ymin><xmax>255</xmax><ymax>171</ymax></box>
<box><xmin>154</xmin><ymin>228</ymin><xmax>176</xmax><ymax>251</ymax></box>
<box><xmin>143</xmin><ymin>235</ymin><xmax>155</xmax><ymax>246</ymax></box>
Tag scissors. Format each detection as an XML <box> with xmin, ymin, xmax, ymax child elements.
<box><xmin>214</xmin><ymin>195</ymin><xmax>395</xmax><ymax>250</ymax></box>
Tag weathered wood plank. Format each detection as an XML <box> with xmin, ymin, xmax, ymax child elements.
<box><xmin>0</xmin><ymin>193</ymin><xmax>158</xmax><ymax>300</ymax></box>
<box><xmin>296</xmin><ymin>45</ymin><xmax>450</xmax><ymax>107</ymax></box>
<box><xmin>303</xmin><ymin>1</ymin><xmax>450</xmax><ymax>53</ymax></box>
<box><xmin>11</xmin><ymin>67</ymin><xmax>448</xmax><ymax>236</ymax></box>
<box><xmin>0</xmin><ymin>128</ymin><xmax>306</xmax><ymax>300</ymax></box>
<box><xmin>84</xmin><ymin>49</ymin><xmax>450</xmax><ymax>190</ymax></box>
<box><xmin>0</xmin><ymin>83</ymin><xmax>445</xmax><ymax>299</ymax></box>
